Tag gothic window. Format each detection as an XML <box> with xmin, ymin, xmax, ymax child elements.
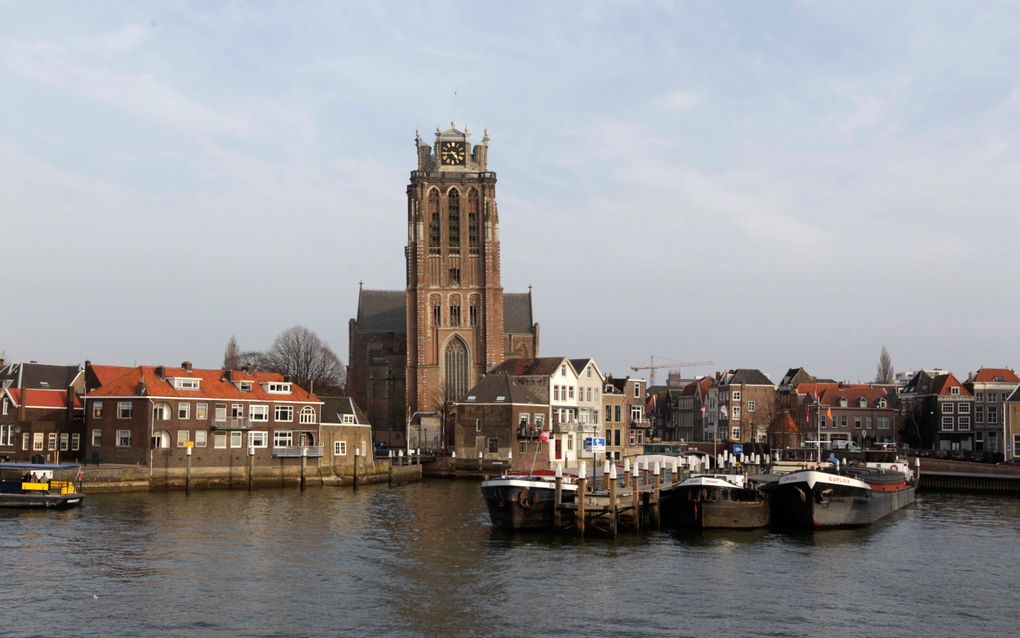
<box><xmin>449</xmin><ymin>295</ymin><xmax>461</xmax><ymax>327</ymax></box>
<box><xmin>445</xmin><ymin>337</ymin><xmax>469</xmax><ymax>402</ymax></box>
<box><xmin>469</xmin><ymin>296</ymin><xmax>479</xmax><ymax>327</ymax></box>
<box><xmin>430</xmin><ymin>295</ymin><xmax>441</xmax><ymax>327</ymax></box>
<box><xmin>448</xmin><ymin>188</ymin><xmax>461</xmax><ymax>251</ymax></box>
<box><xmin>449</xmin><ymin>267</ymin><xmax>460</xmax><ymax>285</ymax></box>
<box><xmin>468</xmin><ymin>189</ymin><xmax>480</xmax><ymax>255</ymax></box>
<box><xmin>428</xmin><ymin>189</ymin><xmax>441</xmax><ymax>255</ymax></box>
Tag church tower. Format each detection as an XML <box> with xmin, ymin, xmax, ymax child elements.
<box><xmin>405</xmin><ymin>124</ymin><xmax>504</xmax><ymax>417</ymax></box>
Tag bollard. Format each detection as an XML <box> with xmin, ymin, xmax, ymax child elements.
<box><xmin>608</xmin><ymin>463</ymin><xmax>619</xmax><ymax>537</ymax></box>
<box><xmin>300</xmin><ymin>445</ymin><xmax>308</xmax><ymax>491</ymax></box>
<box><xmin>652</xmin><ymin>461</ymin><xmax>661</xmax><ymax>528</ymax></box>
<box><xmin>353</xmin><ymin>446</ymin><xmax>359</xmax><ymax>491</ymax></box>
<box><xmin>554</xmin><ymin>463</ymin><xmax>563</xmax><ymax>531</ymax></box>
<box><xmin>185</xmin><ymin>446</ymin><xmax>192</xmax><ymax>495</ymax></box>
<box><xmin>248</xmin><ymin>445</ymin><xmax>255</xmax><ymax>492</ymax></box>
<box><xmin>577</xmin><ymin>462</ymin><xmax>587</xmax><ymax>537</ymax></box>
<box><xmin>631</xmin><ymin>461</ymin><xmax>641</xmax><ymax>531</ymax></box>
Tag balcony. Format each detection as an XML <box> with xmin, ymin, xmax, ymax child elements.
<box><xmin>210</xmin><ymin>418</ymin><xmax>251</xmax><ymax>431</ymax></box>
<box><xmin>630</xmin><ymin>420</ymin><xmax>651</xmax><ymax>429</ymax></box>
<box><xmin>272</xmin><ymin>446</ymin><xmax>323</xmax><ymax>458</ymax></box>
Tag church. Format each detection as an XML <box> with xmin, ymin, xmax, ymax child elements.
<box><xmin>347</xmin><ymin>124</ymin><xmax>540</xmax><ymax>447</ymax></box>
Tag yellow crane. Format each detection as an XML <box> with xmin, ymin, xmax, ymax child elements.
<box><xmin>630</xmin><ymin>356</ymin><xmax>713</xmax><ymax>386</ymax></box>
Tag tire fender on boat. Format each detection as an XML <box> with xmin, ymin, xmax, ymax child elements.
<box><xmin>517</xmin><ymin>489</ymin><xmax>534</xmax><ymax>509</ymax></box>
<box><xmin>890</xmin><ymin>464</ymin><xmax>898</xmax><ymax>472</ymax></box>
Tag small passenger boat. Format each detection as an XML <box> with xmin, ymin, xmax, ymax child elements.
<box><xmin>661</xmin><ymin>473</ymin><xmax>769</xmax><ymax>529</ymax></box>
<box><xmin>0</xmin><ymin>463</ymin><xmax>85</xmax><ymax>509</ymax></box>
<box><xmin>481</xmin><ymin>469</ymin><xmax>578</xmax><ymax>530</ymax></box>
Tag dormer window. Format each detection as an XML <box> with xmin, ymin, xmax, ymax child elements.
<box><xmin>839</xmin><ymin>397</ymin><xmax>848</xmax><ymax>408</ymax></box>
<box><xmin>858</xmin><ymin>398</ymin><xmax>867</xmax><ymax>408</ymax></box>
<box><xmin>879</xmin><ymin>399</ymin><xmax>887</xmax><ymax>408</ymax></box>
<box><xmin>236</xmin><ymin>381</ymin><xmax>253</xmax><ymax>392</ymax></box>
<box><xmin>342</xmin><ymin>414</ymin><xmax>355</xmax><ymax>424</ymax></box>
<box><xmin>172</xmin><ymin>378</ymin><xmax>200</xmax><ymax>391</ymax></box>
<box><xmin>265</xmin><ymin>382</ymin><xmax>292</xmax><ymax>394</ymax></box>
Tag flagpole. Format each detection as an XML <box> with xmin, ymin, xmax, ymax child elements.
<box><xmin>816</xmin><ymin>395</ymin><xmax>822</xmax><ymax>464</ymax></box>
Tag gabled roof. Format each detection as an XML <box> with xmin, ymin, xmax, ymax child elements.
<box><xmin>319</xmin><ymin>396</ymin><xmax>369</xmax><ymax>425</ymax></box>
<box><xmin>720</xmin><ymin>369</ymin><xmax>774</xmax><ymax>386</ymax></box>
<box><xmin>3</xmin><ymin>388</ymin><xmax>80</xmax><ymax>409</ymax></box>
<box><xmin>459</xmin><ymin>372</ymin><xmax>546</xmax><ymax>405</ymax></box>
<box><xmin>779</xmin><ymin>367</ymin><xmax>814</xmax><ymax>387</ymax></box>
<box><xmin>86</xmin><ymin>364</ymin><xmax>319</xmax><ymax>403</ymax></box>
<box><xmin>932</xmin><ymin>373</ymin><xmax>971</xmax><ymax>397</ymax></box>
<box><xmin>569</xmin><ymin>358</ymin><xmax>604</xmax><ymax>382</ymax></box>
<box><xmin>0</xmin><ymin>362</ymin><xmax>81</xmax><ymax>390</ymax></box>
<box><xmin>970</xmin><ymin>368</ymin><xmax>1020</xmax><ymax>384</ymax></box>
<box><xmin>504</xmin><ymin>293</ymin><xmax>535</xmax><ymax>334</ymax></box>
<box><xmin>356</xmin><ymin>289</ymin><xmax>407</xmax><ymax>333</ymax></box>
<box><xmin>490</xmin><ymin>357</ymin><xmax>572</xmax><ymax>378</ymax></box>
<box><xmin>817</xmin><ymin>385</ymin><xmax>895</xmax><ymax>408</ymax></box>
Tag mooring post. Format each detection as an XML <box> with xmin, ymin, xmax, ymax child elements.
<box><xmin>353</xmin><ymin>446</ymin><xmax>359</xmax><ymax>490</ymax></box>
<box><xmin>185</xmin><ymin>446</ymin><xmax>192</xmax><ymax>495</ymax></box>
<box><xmin>577</xmin><ymin>462</ymin><xmax>587</xmax><ymax>538</ymax></box>
<box><xmin>478</xmin><ymin>451</ymin><xmax>483</xmax><ymax>475</ymax></box>
<box><xmin>608</xmin><ymin>463</ymin><xmax>618</xmax><ymax>538</ymax></box>
<box><xmin>248</xmin><ymin>445</ymin><xmax>255</xmax><ymax>492</ymax></box>
<box><xmin>554</xmin><ymin>463</ymin><xmax>563</xmax><ymax>531</ymax></box>
<box><xmin>300</xmin><ymin>446</ymin><xmax>308</xmax><ymax>491</ymax></box>
<box><xmin>631</xmin><ymin>461</ymin><xmax>640</xmax><ymax>531</ymax></box>
<box><xmin>652</xmin><ymin>461</ymin><xmax>661</xmax><ymax>529</ymax></box>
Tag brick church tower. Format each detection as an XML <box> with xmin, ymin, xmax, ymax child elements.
<box><xmin>348</xmin><ymin>124</ymin><xmax>539</xmax><ymax>446</ymax></box>
<box><xmin>406</xmin><ymin>124</ymin><xmax>505</xmax><ymax>417</ymax></box>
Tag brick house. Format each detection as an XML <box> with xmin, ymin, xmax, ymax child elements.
<box><xmin>1006</xmin><ymin>388</ymin><xmax>1020</xmax><ymax>461</ymax></box>
<box><xmin>319</xmin><ymin>396</ymin><xmax>375</xmax><ymax>470</ymax></box>
<box><xmin>964</xmin><ymin>367</ymin><xmax>1020</xmax><ymax>455</ymax></box>
<box><xmin>901</xmin><ymin>370</ymin><xmax>975</xmax><ymax>450</ymax></box>
<box><xmin>0</xmin><ymin>360</ymin><xmax>84</xmax><ymax>463</ymax></box>
<box><xmin>84</xmin><ymin>361</ymin><xmax>322</xmax><ymax>470</ymax></box>
<box><xmin>602</xmin><ymin>385</ymin><xmax>627</xmax><ymax>461</ymax></box>
<box><xmin>807</xmin><ymin>384</ymin><xmax>900</xmax><ymax>448</ymax></box>
<box><xmin>606</xmin><ymin>376</ymin><xmax>648</xmax><ymax>450</ymax></box>
<box><xmin>453</xmin><ymin>372</ymin><xmax>548</xmax><ymax>471</ymax></box>
<box><xmin>715</xmin><ymin>369</ymin><xmax>776</xmax><ymax>445</ymax></box>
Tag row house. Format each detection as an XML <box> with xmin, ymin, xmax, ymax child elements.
<box><xmin>606</xmin><ymin>376</ymin><xmax>648</xmax><ymax>449</ymax></box>
<box><xmin>683</xmin><ymin>376</ymin><xmax>714</xmax><ymax>441</ymax></box>
<box><xmin>646</xmin><ymin>386</ymin><xmax>678</xmax><ymax>441</ymax></box>
<box><xmin>805</xmin><ymin>384</ymin><xmax>900</xmax><ymax>447</ymax></box>
<box><xmin>453</xmin><ymin>372</ymin><xmax>549</xmax><ymax>471</ymax></box>
<box><xmin>0</xmin><ymin>360</ymin><xmax>84</xmax><ymax>463</ymax></box>
<box><xmin>571</xmin><ymin>358</ymin><xmax>606</xmax><ymax>462</ymax></box>
<box><xmin>901</xmin><ymin>370</ymin><xmax>975</xmax><ymax>450</ymax></box>
<box><xmin>84</xmin><ymin>362</ymin><xmax>323</xmax><ymax>469</ymax></box>
<box><xmin>602</xmin><ymin>384</ymin><xmax>628</xmax><ymax>461</ymax></box>
<box><xmin>963</xmin><ymin>368</ymin><xmax>1020</xmax><ymax>454</ymax></box>
<box><xmin>714</xmin><ymin>369</ymin><xmax>776</xmax><ymax>444</ymax></box>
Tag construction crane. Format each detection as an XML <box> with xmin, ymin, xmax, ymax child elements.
<box><xmin>630</xmin><ymin>355</ymin><xmax>714</xmax><ymax>386</ymax></box>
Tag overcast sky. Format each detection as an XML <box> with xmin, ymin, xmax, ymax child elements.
<box><xmin>3</xmin><ymin>2</ymin><xmax>1019</xmax><ymax>385</ymax></box>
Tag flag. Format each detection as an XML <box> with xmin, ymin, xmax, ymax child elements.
<box><xmin>700</xmin><ymin>405</ymin><xmax>706</xmax><ymax>418</ymax></box>
<box><xmin>720</xmin><ymin>406</ymin><xmax>728</xmax><ymax>417</ymax></box>
<box><xmin>539</xmin><ymin>429</ymin><xmax>549</xmax><ymax>442</ymax></box>
<box><xmin>826</xmin><ymin>407</ymin><xmax>833</xmax><ymax>421</ymax></box>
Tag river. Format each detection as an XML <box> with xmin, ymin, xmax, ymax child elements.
<box><xmin>2</xmin><ymin>481</ymin><xmax>1019</xmax><ymax>637</ymax></box>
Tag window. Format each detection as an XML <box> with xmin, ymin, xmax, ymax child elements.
<box><xmin>92</xmin><ymin>429</ymin><xmax>102</xmax><ymax>447</ymax></box>
<box><xmin>468</xmin><ymin>211</ymin><xmax>479</xmax><ymax>255</ymax></box>
<box><xmin>174</xmin><ymin>378</ymin><xmax>200</xmax><ymax>390</ymax></box>
<box><xmin>197</xmin><ymin>403</ymin><xmax>208</xmax><ymax>420</ymax></box>
<box><xmin>469</xmin><ymin>300</ymin><xmax>478</xmax><ymax>327</ymax></box>
<box><xmin>448</xmin><ymin>188</ymin><xmax>460</xmax><ymax>250</ymax></box>
<box><xmin>71</xmin><ymin>433</ymin><xmax>80</xmax><ymax>451</ymax></box>
<box><xmin>195</xmin><ymin>430</ymin><xmax>207</xmax><ymax>448</ymax></box>
<box><xmin>568</xmin><ymin>387</ymin><xmax>574</xmax><ymax>400</ymax></box>
<box><xmin>839</xmin><ymin>398</ymin><xmax>848</xmax><ymax>408</ymax></box>
<box><xmin>335</xmin><ymin>440</ymin><xmax>347</xmax><ymax>456</ymax></box>
<box><xmin>429</xmin><ymin>189</ymin><xmax>441</xmax><ymax>254</ymax></box>
<box><xmin>266</xmin><ymin>382</ymin><xmax>291</xmax><ymax>393</ymax></box>
<box><xmin>249</xmin><ymin>405</ymin><xmax>269</xmax><ymax>422</ymax></box>
<box><xmin>989</xmin><ymin>406</ymin><xmax>999</xmax><ymax>423</ymax></box>
<box><xmin>116</xmin><ymin>429</ymin><xmax>131</xmax><ymax>447</ymax></box>
<box><xmin>942</xmin><ymin>402</ymin><xmax>954</xmax><ymax>414</ymax></box>
<box><xmin>449</xmin><ymin>268</ymin><xmax>460</xmax><ymax>286</ymax></box>
<box><xmin>275</xmin><ymin>405</ymin><xmax>293</xmax><ymax>422</ymax></box>
<box><xmin>635</xmin><ymin>384</ymin><xmax>641</xmax><ymax>398</ymax></box>
<box><xmin>878</xmin><ymin>417</ymin><xmax>891</xmax><ymax>430</ymax></box>
<box><xmin>748</xmin><ymin>400</ymin><xmax>756</xmax><ymax>413</ymax></box>
<box><xmin>976</xmin><ymin>406</ymin><xmax>984</xmax><ymax>423</ymax></box>
<box><xmin>631</xmin><ymin>405</ymin><xmax>642</xmax><ymax>422</ymax></box>
<box><xmin>519</xmin><ymin>441</ymin><xmax>528</xmax><ymax>454</ymax></box>
<box><xmin>92</xmin><ymin>401</ymin><xmax>103</xmax><ymax>418</ymax></box>
<box><xmin>731</xmin><ymin>427</ymin><xmax>741</xmax><ymax>440</ymax></box>
<box><xmin>239</xmin><ymin>381</ymin><xmax>253</xmax><ymax>392</ymax></box>
<box><xmin>732</xmin><ymin>391</ymin><xmax>741</xmax><ymax>401</ymax></box>
<box><xmin>561</xmin><ymin>365</ymin><xmax>567</xmax><ymax>377</ymax></box>
<box><xmin>231</xmin><ymin>404</ymin><xmax>244</xmax><ymax>419</ymax></box>
<box><xmin>60</xmin><ymin>433</ymin><xmax>69</xmax><ymax>451</ymax></box>
<box><xmin>858</xmin><ymin>398</ymin><xmax>867</xmax><ymax>408</ymax></box>
<box><xmin>958</xmin><ymin>402</ymin><xmax>971</xmax><ymax>414</ymax></box>
<box><xmin>22</xmin><ymin>433</ymin><xmax>29</xmax><ymax>450</ymax></box>
<box><xmin>249</xmin><ymin>431</ymin><xmax>268</xmax><ymax>448</ymax></box>
<box><xmin>214</xmin><ymin>433</ymin><xmax>227</xmax><ymax>449</ymax></box>
<box><xmin>177</xmin><ymin>430</ymin><xmax>190</xmax><ymax>447</ymax></box>
<box><xmin>299</xmin><ymin>407</ymin><xmax>316</xmax><ymax>424</ymax></box>
<box><xmin>178</xmin><ymin>403</ymin><xmax>190</xmax><ymax>420</ymax></box>
<box><xmin>1014</xmin><ymin>434</ymin><xmax>1020</xmax><ymax>456</ymax></box>
<box><xmin>117</xmin><ymin>401</ymin><xmax>133</xmax><ymax>419</ymax></box>
<box><xmin>941</xmin><ymin>416</ymin><xmax>954</xmax><ymax>431</ymax></box>
<box><xmin>605</xmin><ymin>405</ymin><xmax>612</xmax><ymax>422</ymax></box>
<box><xmin>33</xmin><ymin>433</ymin><xmax>44</xmax><ymax>451</ymax></box>
<box><xmin>958</xmin><ymin>417</ymin><xmax>971</xmax><ymax>431</ymax></box>
<box><xmin>950</xmin><ymin>387</ymin><xmax>960</xmax><ymax>395</ymax></box>
<box><xmin>474</xmin><ymin>419</ymin><xmax>482</xmax><ymax>433</ymax></box>
<box><xmin>854</xmin><ymin>417</ymin><xmax>862</xmax><ymax>429</ymax></box>
<box><xmin>152</xmin><ymin>402</ymin><xmax>171</xmax><ymax>421</ymax></box>
<box><xmin>866</xmin><ymin>417</ymin><xmax>872</xmax><ymax>429</ymax></box>
<box><xmin>535</xmin><ymin>414</ymin><xmax>544</xmax><ymax>429</ymax></box>
<box><xmin>566</xmin><ymin>437</ymin><xmax>573</xmax><ymax>451</ymax></box>
<box><xmin>553</xmin><ymin>386</ymin><xmax>560</xmax><ymax>401</ymax></box>
<box><xmin>732</xmin><ymin>406</ymin><xmax>741</xmax><ymax>420</ymax></box>
<box><xmin>614</xmin><ymin>429</ymin><xmax>621</xmax><ymax>446</ymax></box>
<box><xmin>840</xmin><ymin>415</ymin><xmax>848</xmax><ymax>427</ymax></box>
<box><xmin>274</xmin><ymin>431</ymin><xmax>293</xmax><ymax>447</ymax></box>
<box><xmin>519</xmin><ymin>413</ymin><xmax>529</xmax><ymax>427</ymax></box>
<box><xmin>433</xmin><ymin>302</ymin><xmax>441</xmax><ymax>326</ymax></box>
<box><xmin>878</xmin><ymin>399</ymin><xmax>887</xmax><ymax>408</ymax></box>
<box><xmin>977</xmin><ymin>392</ymin><xmax>985</xmax><ymax>403</ymax></box>
<box><xmin>614</xmin><ymin>405</ymin><xmax>621</xmax><ymax>422</ymax></box>
<box><xmin>587</xmin><ymin>388</ymin><xmax>592</xmax><ymax>402</ymax></box>
<box><xmin>48</xmin><ymin>433</ymin><xmax>57</xmax><ymax>451</ymax></box>
<box><xmin>230</xmin><ymin>431</ymin><xmax>242</xmax><ymax>448</ymax></box>
<box><xmin>487</xmin><ymin>437</ymin><xmax>499</xmax><ymax>453</ymax></box>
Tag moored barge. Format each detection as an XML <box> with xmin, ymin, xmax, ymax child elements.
<box><xmin>662</xmin><ymin>473</ymin><xmax>769</xmax><ymax>529</ymax></box>
<box><xmin>0</xmin><ymin>463</ymin><xmax>85</xmax><ymax>509</ymax></box>
<box><xmin>481</xmin><ymin>470</ymin><xmax>578</xmax><ymax>530</ymax></box>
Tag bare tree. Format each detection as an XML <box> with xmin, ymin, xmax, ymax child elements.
<box><xmin>875</xmin><ymin>346</ymin><xmax>894</xmax><ymax>384</ymax></box>
<box><xmin>223</xmin><ymin>335</ymin><xmax>241</xmax><ymax>370</ymax></box>
<box><xmin>262</xmin><ymin>326</ymin><xmax>345</xmax><ymax>394</ymax></box>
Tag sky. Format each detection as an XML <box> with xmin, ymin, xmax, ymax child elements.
<box><xmin>2</xmin><ymin>1</ymin><xmax>1019</xmax><ymax>385</ymax></box>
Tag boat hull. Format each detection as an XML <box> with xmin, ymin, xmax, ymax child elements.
<box><xmin>481</xmin><ymin>479</ymin><xmax>574</xmax><ymax>531</ymax></box>
<box><xmin>663</xmin><ymin>486</ymin><xmax>769</xmax><ymax>529</ymax></box>
<box><xmin>0</xmin><ymin>493</ymin><xmax>84</xmax><ymax>509</ymax></box>
<box><xmin>764</xmin><ymin>472</ymin><xmax>914</xmax><ymax>529</ymax></box>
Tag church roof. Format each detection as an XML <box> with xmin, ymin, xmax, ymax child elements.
<box><xmin>504</xmin><ymin>293</ymin><xmax>534</xmax><ymax>334</ymax></box>
<box><xmin>460</xmin><ymin>372</ymin><xmax>546</xmax><ymax>405</ymax></box>
<box><xmin>356</xmin><ymin>290</ymin><xmax>406</xmax><ymax>333</ymax></box>
<box><xmin>354</xmin><ymin>289</ymin><xmax>534</xmax><ymax>335</ymax></box>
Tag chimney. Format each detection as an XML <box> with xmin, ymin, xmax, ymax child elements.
<box><xmin>136</xmin><ymin>380</ymin><xmax>147</xmax><ymax>396</ymax></box>
<box><xmin>222</xmin><ymin>370</ymin><xmax>233</xmax><ymax>382</ymax></box>
<box><xmin>243</xmin><ymin>364</ymin><xmax>251</xmax><ymax>375</ymax></box>
<box><xmin>155</xmin><ymin>366</ymin><xmax>165</xmax><ymax>379</ymax></box>
<box><xmin>182</xmin><ymin>361</ymin><xmax>193</xmax><ymax>372</ymax></box>
<box><xmin>283</xmin><ymin>374</ymin><xmax>292</xmax><ymax>383</ymax></box>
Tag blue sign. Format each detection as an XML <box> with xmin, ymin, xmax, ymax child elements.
<box><xmin>584</xmin><ymin>437</ymin><xmax>606</xmax><ymax>452</ymax></box>
<box><xmin>732</xmin><ymin>443</ymin><xmax>744</xmax><ymax>456</ymax></box>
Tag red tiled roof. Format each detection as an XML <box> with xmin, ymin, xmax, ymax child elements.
<box><xmin>972</xmin><ymin>368</ymin><xmax>1020</xmax><ymax>383</ymax></box>
<box><xmin>817</xmin><ymin>385</ymin><xmax>890</xmax><ymax>407</ymax></box>
<box><xmin>4</xmin><ymin>388</ymin><xmax>78</xmax><ymax>409</ymax></box>
<box><xmin>87</xmin><ymin>364</ymin><xmax>319</xmax><ymax>403</ymax></box>
<box><xmin>797</xmin><ymin>383</ymin><xmax>840</xmax><ymax>398</ymax></box>
<box><xmin>932</xmin><ymin>373</ymin><xmax>971</xmax><ymax>397</ymax></box>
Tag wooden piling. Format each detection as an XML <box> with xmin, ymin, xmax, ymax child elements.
<box><xmin>554</xmin><ymin>465</ymin><xmax>563</xmax><ymax>531</ymax></box>
<box><xmin>608</xmin><ymin>464</ymin><xmax>618</xmax><ymax>538</ymax></box>
<box><xmin>352</xmin><ymin>447</ymin><xmax>359</xmax><ymax>491</ymax></box>
<box><xmin>631</xmin><ymin>466</ymin><xmax>640</xmax><ymax>531</ymax></box>
<box><xmin>185</xmin><ymin>447</ymin><xmax>192</xmax><ymax>495</ymax></box>
<box><xmin>651</xmin><ymin>461</ymin><xmax>661</xmax><ymax>529</ymax></box>
<box><xmin>247</xmin><ymin>446</ymin><xmax>254</xmax><ymax>492</ymax></box>
<box><xmin>300</xmin><ymin>447</ymin><xmax>307</xmax><ymax>491</ymax></box>
<box><xmin>577</xmin><ymin>463</ymin><xmax>587</xmax><ymax>537</ymax></box>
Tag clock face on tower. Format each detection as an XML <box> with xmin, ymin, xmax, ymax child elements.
<box><xmin>440</xmin><ymin>141</ymin><xmax>466</xmax><ymax>166</ymax></box>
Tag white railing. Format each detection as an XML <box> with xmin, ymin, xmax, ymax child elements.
<box><xmin>272</xmin><ymin>446</ymin><xmax>323</xmax><ymax>458</ymax></box>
